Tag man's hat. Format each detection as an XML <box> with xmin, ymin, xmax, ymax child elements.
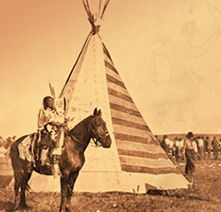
<box><xmin>186</xmin><ymin>132</ymin><xmax>194</xmax><ymax>138</ymax></box>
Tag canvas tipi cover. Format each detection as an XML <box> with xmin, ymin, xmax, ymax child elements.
<box><xmin>28</xmin><ymin>0</ymin><xmax>189</xmax><ymax>193</ymax></box>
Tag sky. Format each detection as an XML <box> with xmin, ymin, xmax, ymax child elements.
<box><xmin>1</xmin><ymin>0</ymin><xmax>221</xmax><ymax>138</ymax></box>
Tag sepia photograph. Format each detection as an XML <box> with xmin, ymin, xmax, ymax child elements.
<box><xmin>0</xmin><ymin>0</ymin><xmax>221</xmax><ymax>211</ymax></box>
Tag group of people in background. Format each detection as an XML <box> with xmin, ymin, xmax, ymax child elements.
<box><xmin>158</xmin><ymin>134</ymin><xmax>221</xmax><ymax>162</ymax></box>
<box><xmin>156</xmin><ymin>132</ymin><xmax>221</xmax><ymax>181</ymax></box>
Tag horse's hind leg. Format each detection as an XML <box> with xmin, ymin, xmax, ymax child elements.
<box><xmin>14</xmin><ymin>171</ymin><xmax>22</xmax><ymax>210</ymax></box>
<box><xmin>20</xmin><ymin>164</ymin><xmax>33</xmax><ymax>208</ymax></box>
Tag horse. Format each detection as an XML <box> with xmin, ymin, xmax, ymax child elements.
<box><xmin>9</xmin><ymin>108</ymin><xmax>111</xmax><ymax>212</ymax></box>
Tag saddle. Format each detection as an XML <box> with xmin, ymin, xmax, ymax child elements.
<box><xmin>18</xmin><ymin>131</ymin><xmax>55</xmax><ymax>167</ymax></box>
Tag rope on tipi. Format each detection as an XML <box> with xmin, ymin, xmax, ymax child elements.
<box><xmin>82</xmin><ymin>0</ymin><xmax>110</xmax><ymax>34</ymax></box>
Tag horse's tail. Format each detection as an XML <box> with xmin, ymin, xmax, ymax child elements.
<box><xmin>9</xmin><ymin>135</ymin><xmax>28</xmax><ymax>159</ymax></box>
<box><xmin>8</xmin><ymin>138</ymin><xmax>18</xmax><ymax>159</ymax></box>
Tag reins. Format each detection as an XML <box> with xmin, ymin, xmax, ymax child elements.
<box><xmin>67</xmin><ymin>130</ymin><xmax>102</xmax><ymax>148</ymax></box>
<box><xmin>67</xmin><ymin>133</ymin><xmax>81</xmax><ymax>144</ymax></box>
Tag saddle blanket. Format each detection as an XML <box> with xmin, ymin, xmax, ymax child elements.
<box><xmin>18</xmin><ymin>135</ymin><xmax>34</xmax><ymax>162</ymax></box>
<box><xmin>18</xmin><ymin>131</ymin><xmax>64</xmax><ymax>164</ymax></box>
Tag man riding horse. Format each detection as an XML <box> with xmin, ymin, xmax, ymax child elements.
<box><xmin>37</xmin><ymin>96</ymin><xmax>67</xmax><ymax>177</ymax></box>
<box><xmin>10</xmin><ymin>107</ymin><xmax>111</xmax><ymax>211</ymax></box>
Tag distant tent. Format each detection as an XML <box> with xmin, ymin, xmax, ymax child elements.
<box><xmin>28</xmin><ymin>0</ymin><xmax>189</xmax><ymax>193</ymax></box>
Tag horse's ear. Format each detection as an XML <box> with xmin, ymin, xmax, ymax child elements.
<box><xmin>97</xmin><ymin>109</ymin><xmax>101</xmax><ymax>116</ymax></box>
<box><xmin>93</xmin><ymin>108</ymin><xmax>98</xmax><ymax>116</ymax></box>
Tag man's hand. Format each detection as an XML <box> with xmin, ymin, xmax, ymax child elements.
<box><xmin>59</xmin><ymin>123</ymin><xmax>68</xmax><ymax>128</ymax></box>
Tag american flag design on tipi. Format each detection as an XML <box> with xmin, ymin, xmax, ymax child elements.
<box><xmin>56</xmin><ymin>0</ymin><xmax>189</xmax><ymax>193</ymax></box>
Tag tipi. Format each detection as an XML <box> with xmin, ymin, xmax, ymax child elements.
<box><xmin>28</xmin><ymin>0</ymin><xmax>189</xmax><ymax>193</ymax></box>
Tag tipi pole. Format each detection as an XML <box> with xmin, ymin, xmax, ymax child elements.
<box><xmin>59</xmin><ymin>32</ymin><xmax>92</xmax><ymax>98</ymax></box>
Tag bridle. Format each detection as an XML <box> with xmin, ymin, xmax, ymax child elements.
<box><xmin>67</xmin><ymin>116</ymin><xmax>109</xmax><ymax>148</ymax></box>
<box><xmin>89</xmin><ymin>116</ymin><xmax>109</xmax><ymax>147</ymax></box>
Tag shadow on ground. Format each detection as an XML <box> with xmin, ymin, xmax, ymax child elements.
<box><xmin>0</xmin><ymin>201</ymin><xmax>14</xmax><ymax>212</ymax></box>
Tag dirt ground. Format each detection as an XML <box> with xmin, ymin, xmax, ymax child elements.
<box><xmin>0</xmin><ymin>160</ymin><xmax>221</xmax><ymax>212</ymax></box>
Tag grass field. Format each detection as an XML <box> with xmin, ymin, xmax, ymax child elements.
<box><xmin>0</xmin><ymin>159</ymin><xmax>221</xmax><ymax>212</ymax></box>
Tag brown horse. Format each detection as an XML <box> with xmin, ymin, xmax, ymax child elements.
<box><xmin>9</xmin><ymin>108</ymin><xmax>111</xmax><ymax>212</ymax></box>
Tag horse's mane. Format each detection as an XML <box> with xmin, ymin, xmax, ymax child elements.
<box><xmin>68</xmin><ymin>115</ymin><xmax>93</xmax><ymax>135</ymax></box>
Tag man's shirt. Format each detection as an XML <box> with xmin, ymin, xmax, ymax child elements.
<box><xmin>198</xmin><ymin>139</ymin><xmax>204</xmax><ymax>147</ymax></box>
<box><xmin>38</xmin><ymin>107</ymin><xmax>57</xmax><ymax>130</ymax></box>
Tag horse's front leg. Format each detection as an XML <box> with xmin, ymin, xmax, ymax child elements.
<box><xmin>66</xmin><ymin>172</ymin><xmax>79</xmax><ymax>211</ymax></box>
<box><xmin>60</xmin><ymin>175</ymin><xmax>69</xmax><ymax>212</ymax></box>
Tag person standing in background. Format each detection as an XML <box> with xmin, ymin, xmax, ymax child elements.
<box><xmin>184</xmin><ymin>132</ymin><xmax>197</xmax><ymax>182</ymax></box>
<box><xmin>206</xmin><ymin>136</ymin><xmax>213</xmax><ymax>160</ymax></box>
<box><xmin>212</xmin><ymin>136</ymin><xmax>219</xmax><ymax>160</ymax></box>
<box><xmin>197</xmin><ymin>136</ymin><xmax>205</xmax><ymax>160</ymax></box>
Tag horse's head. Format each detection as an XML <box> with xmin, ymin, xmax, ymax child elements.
<box><xmin>90</xmin><ymin>108</ymin><xmax>112</xmax><ymax>148</ymax></box>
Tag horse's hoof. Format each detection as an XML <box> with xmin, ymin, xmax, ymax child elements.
<box><xmin>14</xmin><ymin>203</ymin><xmax>20</xmax><ymax>211</ymax></box>
<box><xmin>19</xmin><ymin>203</ymin><xmax>29</xmax><ymax>209</ymax></box>
<box><xmin>14</xmin><ymin>205</ymin><xmax>19</xmax><ymax>211</ymax></box>
<box><xmin>66</xmin><ymin>207</ymin><xmax>71</xmax><ymax>212</ymax></box>
<box><xmin>60</xmin><ymin>208</ymin><xmax>71</xmax><ymax>212</ymax></box>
